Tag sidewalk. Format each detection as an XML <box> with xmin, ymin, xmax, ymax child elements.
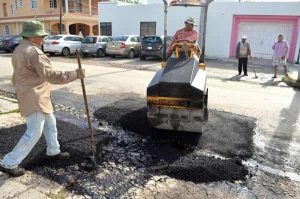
<box><xmin>208</xmin><ymin>57</ymin><xmax>299</xmax><ymax>68</ymax></box>
<box><xmin>206</xmin><ymin>57</ymin><xmax>300</xmax><ymax>87</ymax></box>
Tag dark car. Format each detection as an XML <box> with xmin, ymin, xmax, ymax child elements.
<box><xmin>140</xmin><ymin>36</ymin><xmax>172</xmax><ymax>60</ymax></box>
<box><xmin>0</xmin><ymin>35</ymin><xmax>22</xmax><ymax>53</ymax></box>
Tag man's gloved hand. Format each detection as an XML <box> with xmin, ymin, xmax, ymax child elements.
<box><xmin>76</xmin><ymin>68</ymin><xmax>85</xmax><ymax>79</ymax></box>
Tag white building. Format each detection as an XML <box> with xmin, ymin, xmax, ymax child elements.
<box><xmin>98</xmin><ymin>1</ymin><xmax>300</xmax><ymax>62</ymax></box>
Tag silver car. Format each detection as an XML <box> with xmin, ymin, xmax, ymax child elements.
<box><xmin>80</xmin><ymin>36</ymin><xmax>112</xmax><ymax>57</ymax></box>
<box><xmin>106</xmin><ymin>35</ymin><xmax>142</xmax><ymax>59</ymax></box>
<box><xmin>43</xmin><ymin>35</ymin><xmax>83</xmax><ymax>56</ymax></box>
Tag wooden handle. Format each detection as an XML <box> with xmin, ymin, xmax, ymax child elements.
<box><xmin>76</xmin><ymin>50</ymin><xmax>97</xmax><ymax>158</ymax></box>
<box><xmin>75</xmin><ymin>50</ymin><xmax>91</xmax><ymax>129</ymax></box>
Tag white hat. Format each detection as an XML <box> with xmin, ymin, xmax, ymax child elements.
<box><xmin>242</xmin><ymin>35</ymin><xmax>247</xmax><ymax>39</ymax></box>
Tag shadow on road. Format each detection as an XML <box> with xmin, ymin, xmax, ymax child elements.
<box><xmin>260</xmin><ymin>90</ymin><xmax>300</xmax><ymax>172</ymax></box>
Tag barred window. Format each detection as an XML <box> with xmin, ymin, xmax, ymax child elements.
<box><xmin>10</xmin><ymin>4</ymin><xmax>13</xmax><ymax>15</ymax></box>
<box><xmin>15</xmin><ymin>0</ymin><xmax>18</xmax><ymax>10</ymax></box>
<box><xmin>19</xmin><ymin>0</ymin><xmax>23</xmax><ymax>7</ymax></box>
<box><xmin>76</xmin><ymin>0</ymin><xmax>82</xmax><ymax>12</ymax></box>
<box><xmin>31</xmin><ymin>0</ymin><xmax>37</xmax><ymax>8</ymax></box>
<box><xmin>4</xmin><ymin>25</ymin><xmax>9</xmax><ymax>35</ymax></box>
<box><xmin>50</xmin><ymin>0</ymin><xmax>57</xmax><ymax>8</ymax></box>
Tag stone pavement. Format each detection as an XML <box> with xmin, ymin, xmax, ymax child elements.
<box><xmin>0</xmin><ymin>96</ymin><xmax>18</xmax><ymax>115</ymax></box>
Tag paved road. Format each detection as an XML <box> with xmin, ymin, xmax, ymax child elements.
<box><xmin>0</xmin><ymin>53</ymin><xmax>300</xmax><ymax>198</ymax></box>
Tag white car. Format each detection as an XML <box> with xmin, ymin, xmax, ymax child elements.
<box><xmin>43</xmin><ymin>35</ymin><xmax>83</xmax><ymax>56</ymax></box>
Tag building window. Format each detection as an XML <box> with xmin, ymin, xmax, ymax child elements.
<box><xmin>15</xmin><ymin>0</ymin><xmax>18</xmax><ymax>10</ymax></box>
<box><xmin>100</xmin><ymin>22</ymin><xmax>112</xmax><ymax>36</ymax></box>
<box><xmin>31</xmin><ymin>0</ymin><xmax>37</xmax><ymax>9</ymax></box>
<box><xmin>2</xmin><ymin>3</ymin><xmax>8</xmax><ymax>17</ymax></box>
<box><xmin>140</xmin><ymin>22</ymin><xmax>156</xmax><ymax>36</ymax></box>
<box><xmin>50</xmin><ymin>0</ymin><xmax>57</xmax><ymax>8</ymax></box>
<box><xmin>4</xmin><ymin>25</ymin><xmax>9</xmax><ymax>35</ymax></box>
<box><xmin>76</xmin><ymin>0</ymin><xmax>82</xmax><ymax>12</ymax></box>
<box><xmin>10</xmin><ymin>4</ymin><xmax>14</xmax><ymax>15</ymax></box>
<box><xmin>19</xmin><ymin>0</ymin><xmax>23</xmax><ymax>7</ymax></box>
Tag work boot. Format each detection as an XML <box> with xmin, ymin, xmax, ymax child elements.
<box><xmin>0</xmin><ymin>164</ymin><xmax>25</xmax><ymax>177</ymax></box>
<box><xmin>47</xmin><ymin>152</ymin><xmax>70</xmax><ymax>160</ymax></box>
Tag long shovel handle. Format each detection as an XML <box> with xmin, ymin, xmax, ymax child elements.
<box><xmin>75</xmin><ymin>50</ymin><xmax>97</xmax><ymax>159</ymax></box>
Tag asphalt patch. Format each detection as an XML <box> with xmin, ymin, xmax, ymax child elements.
<box><xmin>94</xmin><ymin>98</ymin><xmax>255</xmax><ymax>159</ymax></box>
<box><xmin>0</xmin><ymin>97</ymin><xmax>255</xmax><ymax>197</ymax></box>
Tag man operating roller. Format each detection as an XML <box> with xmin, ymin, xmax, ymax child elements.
<box><xmin>0</xmin><ymin>21</ymin><xmax>85</xmax><ymax>177</ymax></box>
<box><xmin>167</xmin><ymin>17</ymin><xmax>199</xmax><ymax>57</ymax></box>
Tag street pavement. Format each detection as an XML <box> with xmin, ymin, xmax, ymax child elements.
<box><xmin>0</xmin><ymin>52</ymin><xmax>300</xmax><ymax>198</ymax></box>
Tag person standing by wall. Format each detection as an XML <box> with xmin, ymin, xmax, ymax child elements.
<box><xmin>236</xmin><ymin>35</ymin><xmax>251</xmax><ymax>76</ymax></box>
<box><xmin>272</xmin><ymin>34</ymin><xmax>289</xmax><ymax>78</ymax></box>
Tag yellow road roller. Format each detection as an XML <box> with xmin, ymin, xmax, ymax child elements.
<box><xmin>147</xmin><ymin>42</ymin><xmax>208</xmax><ymax>133</ymax></box>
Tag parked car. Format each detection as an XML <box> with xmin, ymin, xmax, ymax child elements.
<box><xmin>0</xmin><ymin>35</ymin><xmax>22</xmax><ymax>53</ymax></box>
<box><xmin>140</xmin><ymin>35</ymin><xmax>172</xmax><ymax>60</ymax></box>
<box><xmin>106</xmin><ymin>35</ymin><xmax>142</xmax><ymax>59</ymax></box>
<box><xmin>80</xmin><ymin>36</ymin><xmax>112</xmax><ymax>57</ymax></box>
<box><xmin>41</xmin><ymin>35</ymin><xmax>56</xmax><ymax>52</ymax></box>
<box><xmin>43</xmin><ymin>35</ymin><xmax>83</xmax><ymax>56</ymax></box>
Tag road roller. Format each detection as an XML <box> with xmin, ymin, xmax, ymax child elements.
<box><xmin>147</xmin><ymin>42</ymin><xmax>208</xmax><ymax>133</ymax></box>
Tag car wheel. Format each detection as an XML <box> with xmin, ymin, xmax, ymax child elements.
<box><xmin>49</xmin><ymin>52</ymin><xmax>55</xmax><ymax>56</ymax></box>
<box><xmin>5</xmin><ymin>50</ymin><xmax>11</xmax><ymax>53</ymax></box>
<box><xmin>140</xmin><ymin>55</ymin><xmax>146</xmax><ymax>60</ymax></box>
<box><xmin>128</xmin><ymin>50</ymin><xmax>135</xmax><ymax>59</ymax></box>
<box><xmin>81</xmin><ymin>52</ymin><xmax>87</xmax><ymax>58</ymax></box>
<box><xmin>97</xmin><ymin>49</ymin><xmax>105</xmax><ymax>58</ymax></box>
<box><xmin>110</xmin><ymin>55</ymin><xmax>116</xmax><ymax>58</ymax></box>
<box><xmin>62</xmin><ymin>47</ymin><xmax>70</xmax><ymax>56</ymax></box>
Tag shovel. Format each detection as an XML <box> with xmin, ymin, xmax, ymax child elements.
<box><xmin>249</xmin><ymin>56</ymin><xmax>258</xmax><ymax>78</ymax></box>
<box><xmin>76</xmin><ymin>49</ymin><xmax>97</xmax><ymax>169</ymax></box>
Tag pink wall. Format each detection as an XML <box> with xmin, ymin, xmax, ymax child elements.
<box><xmin>229</xmin><ymin>15</ymin><xmax>300</xmax><ymax>62</ymax></box>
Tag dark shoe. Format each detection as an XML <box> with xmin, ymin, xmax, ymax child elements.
<box><xmin>47</xmin><ymin>152</ymin><xmax>70</xmax><ymax>160</ymax></box>
<box><xmin>238</xmin><ymin>73</ymin><xmax>241</xmax><ymax>75</ymax></box>
<box><xmin>244</xmin><ymin>74</ymin><xmax>248</xmax><ymax>76</ymax></box>
<box><xmin>0</xmin><ymin>164</ymin><xmax>25</xmax><ymax>177</ymax></box>
<box><xmin>272</xmin><ymin>75</ymin><xmax>277</xmax><ymax>78</ymax></box>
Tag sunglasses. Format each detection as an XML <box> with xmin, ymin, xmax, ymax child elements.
<box><xmin>185</xmin><ymin>22</ymin><xmax>194</xmax><ymax>26</ymax></box>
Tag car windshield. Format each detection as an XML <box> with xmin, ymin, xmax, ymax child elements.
<box><xmin>48</xmin><ymin>36</ymin><xmax>63</xmax><ymax>40</ymax></box>
<box><xmin>111</xmin><ymin>36</ymin><xmax>129</xmax><ymax>41</ymax></box>
<box><xmin>143</xmin><ymin>36</ymin><xmax>162</xmax><ymax>43</ymax></box>
<box><xmin>82</xmin><ymin>37</ymin><xmax>97</xmax><ymax>43</ymax></box>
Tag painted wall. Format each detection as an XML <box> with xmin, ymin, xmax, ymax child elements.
<box><xmin>99</xmin><ymin>1</ymin><xmax>300</xmax><ymax>61</ymax></box>
<box><xmin>206</xmin><ymin>2</ymin><xmax>300</xmax><ymax>60</ymax></box>
<box><xmin>98</xmin><ymin>2</ymin><xmax>201</xmax><ymax>36</ymax></box>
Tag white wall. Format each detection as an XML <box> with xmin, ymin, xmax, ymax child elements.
<box><xmin>206</xmin><ymin>2</ymin><xmax>300</xmax><ymax>59</ymax></box>
<box><xmin>99</xmin><ymin>2</ymin><xmax>201</xmax><ymax>36</ymax></box>
<box><xmin>99</xmin><ymin>2</ymin><xmax>300</xmax><ymax>61</ymax></box>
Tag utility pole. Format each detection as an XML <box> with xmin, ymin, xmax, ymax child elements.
<box><xmin>296</xmin><ymin>47</ymin><xmax>300</xmax><ymax>65</ymax></box>
<box><xmin>198</xmin><ymin>0</ymin><xmax>213</xmax><ymax>63</ymax></box>
<box><xmin>199</xmin><ymin>5</ymin><xmax>208</xmax><ymax>63</ymax></box>
<box><xmin>162</xmin><ymin>0</ymin><xmax>168</xmax><ymax>62</ymax></box>
<box><xmin>296</xmin><ymin>47</ymin><xmax>300</xmax><ymax>81</ymax></box>
<box><xmin>59</xmin><ymin>0</ymin><xmax>63</xmax><ymax>34</ymax></box>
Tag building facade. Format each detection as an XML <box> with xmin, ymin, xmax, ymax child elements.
<box><xmin>0</xmin><ymin>0</ymin><xmax>100</xmax><ymax>37</ymax></box>
<box><xmin>98</xmin><ymin>1</ymin><xmax>300</xmax><ymax>62</ymax></box>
